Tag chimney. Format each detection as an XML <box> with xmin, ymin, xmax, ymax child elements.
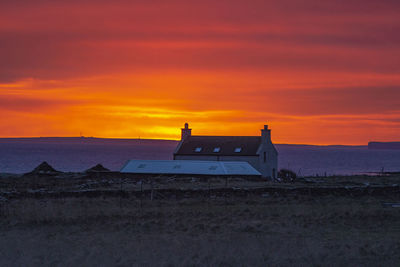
<box><xmin>181</xmin><ymin>122</ymin><xmax>192</xmax><ymax>140</ymax></box>
<box><xmin>261</xmin><ymin>124</ymin><xmax>271</xmax><ymax>143</ymax></box>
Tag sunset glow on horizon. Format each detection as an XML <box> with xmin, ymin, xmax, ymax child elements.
<box><xmin>1</xmin><ymin>0</ymin><xmax>399</xmax><ymax>145</ymax></box>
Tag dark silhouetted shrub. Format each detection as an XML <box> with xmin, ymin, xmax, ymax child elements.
<box><xmin>278</xmin><ymin>169</ymin><xmax>297</xmax><ymax>182</ymax></box>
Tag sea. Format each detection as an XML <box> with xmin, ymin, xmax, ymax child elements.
<box><xmin>0</xmin><ymin>137</ymin><xmax>399</xmax><ymax>176</ymax></box>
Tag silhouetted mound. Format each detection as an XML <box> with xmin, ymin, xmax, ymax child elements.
<box><xmin>85</xmin><ymin>164</ymin><xmax>110</xmax><ymax>173</ymax></box>
<box><xmin>26</xmin><ymin>161</ymin><xmax>61</xmax><ymax>175</ymax></box>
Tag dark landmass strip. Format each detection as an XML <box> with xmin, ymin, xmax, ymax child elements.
<box><xmin>0</xmin><ymin>137</ymin><xmax>367</xmax><ymax>149</ymax></box>
<box><xmin>368</xmin><ymin>142</ymin><xmax>400</xmax><ymax>150</ymax></box>
<box><xmin>0</xmin><ymin>137</ymin><xmax>179</xmax><ymax>145</ymax></box>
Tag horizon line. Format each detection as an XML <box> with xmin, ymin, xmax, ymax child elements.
<box><xmin>0</xmin><ymin>136</ymin><xmax>384</xmax><ymax>146</ymax></box>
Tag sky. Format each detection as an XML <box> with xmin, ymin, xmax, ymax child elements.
<box><xmin>0</xmin><ymin>0</ymin><xmax>399</xmax><ymax>144</ymax></box>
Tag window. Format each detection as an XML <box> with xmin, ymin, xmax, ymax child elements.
<box><xmin>213</xmin><ymin>147</ymin><xmax>221</xmax><ymax>153</ymax></box>
<box><xmin>194</xmin><ymin>147</ymin><xmax>202</xmax><ymax>152</ymax></box>
<box><xmin>234</xmin><ymin>147</ymin><xmax>242</xmax><ymax>153</ymax></box>
<box><xmin>263</xmin><ymin>152</ymin><xmax>266</xmax><ymax>163</ymax></box>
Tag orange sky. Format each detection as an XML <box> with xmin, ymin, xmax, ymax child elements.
<box><xmin>0</xmin><ymin>0</ymin><xmax>399</xmax><ymax>144</ymax></box>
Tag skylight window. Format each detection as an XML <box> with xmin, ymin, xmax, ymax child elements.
<box><xmin>234</xmin><ymin>147</ymin><xmax>242</xmax><ymax>153</ymax></box>
<box><xmin>213</xmin><ymin>147</ymin><xmax>221</xmax><ymax>153</ymax></box>
<box><xmin>138</xmin><ymin>164</ymin><xmax>146</xmax><ymax>168</ymax></box>
<box><xmin>194</xmin><ymin>147</ymin><xmax>202</xmax><ymax>152</ymax></box>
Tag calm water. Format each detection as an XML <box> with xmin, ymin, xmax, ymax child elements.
<box><xmin>0</xmin><ymin>138</ymin><xmax>399</xmax><ymax>176</ymax></box>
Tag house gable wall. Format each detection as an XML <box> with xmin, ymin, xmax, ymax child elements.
<box><xmin>257</xmin><ymin>143</ymin><xmax>278</xmax><ymax>179</ymax></box>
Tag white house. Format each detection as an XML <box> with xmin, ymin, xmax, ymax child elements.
<box><xmin>173</xmin><ymin>123</ymin><xmax>278</xmax><ymax>179</ymax></box>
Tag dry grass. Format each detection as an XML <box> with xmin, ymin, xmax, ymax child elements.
<box><xmin>1</xmin><ymin>174</ymin><xmax>400</xmax><ymax>266</ymax></box>
<box><xmin>1</xmin><ymin>194</ymin><xmax>400</xmax><ymax>266</ymax></box>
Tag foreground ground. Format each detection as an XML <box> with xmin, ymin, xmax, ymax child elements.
<box><xmin>1</xmin><ymin>174</ymin><xmax>400</xmax><ymax>266</ymax></box>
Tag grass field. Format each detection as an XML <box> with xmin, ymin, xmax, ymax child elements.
<box><xmin>1</xmin><ymin>174</ymin><xmax>400</xmax><ymax>266</ymax></box>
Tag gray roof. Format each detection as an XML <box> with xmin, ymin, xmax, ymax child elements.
<box><xmin>120</xmin><ymin>160</ymin><xmax>261</xmax><ymax>176</ymax></box>
<box><xmin>174</xmin><ymin>136</ymin><xmax>262</xmax><ymax>156</ymax></box>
